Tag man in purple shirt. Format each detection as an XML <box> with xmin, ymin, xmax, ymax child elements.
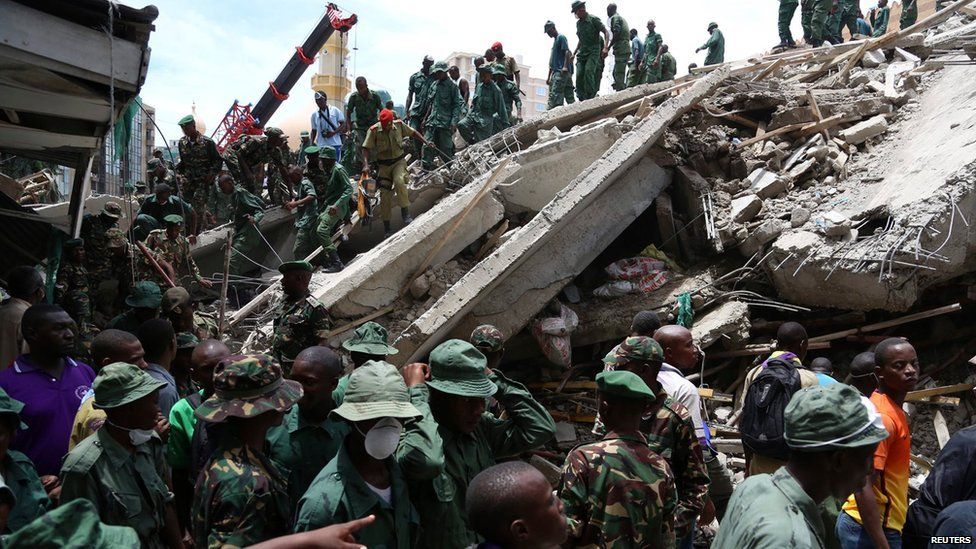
<box><xmin>0</xmin><ymin>304</ymin><xmax>95</xmax><ymax>477</ymax></box>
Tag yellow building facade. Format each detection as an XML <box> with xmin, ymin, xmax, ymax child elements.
<box><xmin>310</xmin><ymin>33</ymin><xmax>352</xmax><ymax>109</ymax></box>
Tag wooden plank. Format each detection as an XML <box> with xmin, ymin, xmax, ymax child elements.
<box><xmin>934</xmin><ymin>411</ymin><xmax>950</xmax><ymax>449</ymax></box>
<box><xmin>913</xmin><ymin>396</ymin><xmax>960</xmax><ymax>407</ymax></box>
<box><xmin>708</xmin><ymin>341</ymin><xmax>832</xmax><ymax>359</ymax></box>
<box><xmin>751</xmin><ymin>58</ymin><xmax>785</xmax><ymax>82</ymax></box>
<box><xmin>712</xmin><ymin>438</ymin><xmax>744</xmax><ymax>453</ymax></box>
<box><xmin>797</xmin><ymin>113</ymin><xmax>847</xmax><ymax>138</ymax></box>
<box><xmin>325</xmin><ymin>304</ymin><xmax>397</xmax><ymax>339</ymax></box>
<box><xmin>529</xmin><ymin>381</ymin><xmax>596</xmax><ymax>391</ymax></box>
<box><xmin>805</xmin><ymin>90</ymin><xmax>832</xmax><ymax>141</ymax></box>
<box><xmin>734</xmin><ymin>123</ymin><xmax>801</xmax><ymax>149</ymax></box>
<box><xmin>549</xmin><ymin>411</ymin><xmax>596</xmax><ymax>423</ymax></box>
<box><xmin>810</xmin><ymin>303</ymin><xmax>962</xmax><ymax>343</ymax></box>
<box><xmin>473</xmin><ymin>219</ymin><xmax>510</xmax><ymax>261</ymax></box>
<box><xmin>906</xmin><ymin>383</ymin><xmax>975</xmax><ymax>401</ymax></box>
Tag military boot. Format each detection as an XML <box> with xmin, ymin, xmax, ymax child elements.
<box><xmin>383</xmin><ymin>220</ymin><xmax>393</xmax><ymax>238</ymax></box>
<box><xmin>322</xmin><ymin>250</ymin><xmax>345</xmax><ymax>273</ymax></box>
<box><xmin>401</xmin><ymin>207</ymin><xmax>413</xmax><ymax>225</ymax></box>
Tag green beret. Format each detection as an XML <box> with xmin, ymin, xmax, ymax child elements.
<box><xmin>278</xmin><ymin>260</ymin><xmax>313</xmax><ymax>274</ymax></box>
<box><xmin>319</xmin><ymin>147</ymin><xmax>337</xmax><ymax>160</ymax></box>
<box><xmin>163</xmin><ymin>214</ymin><xmax>183</xmax><ymax>225</ymax></box>
<box><xmin>596</xmin><ymin>370</ymin><xmax>656</xmax><ymax>400</ymax></box>
<box><xmin>178</xmin><ymin>115</ymin><xmax>194</xmax><ymax>126</ymax></box>
<box><xmin>303</xmin><ymin>145</ymin><xmax>321</xmax><ymax>155</ymax></box>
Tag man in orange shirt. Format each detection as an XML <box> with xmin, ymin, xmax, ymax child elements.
<box><xmin>838</xmin><ymin>337</ymin><xmax>918</xmax><ymax>549</ymax></box>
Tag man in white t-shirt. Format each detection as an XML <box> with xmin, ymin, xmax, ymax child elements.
<box><xmin>310</xmin><ymin>91</ymin><xmax>346</xmax><ymax>160</ymax></box>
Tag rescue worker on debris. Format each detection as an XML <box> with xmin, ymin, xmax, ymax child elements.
<box><xmin>284</xmin><ymin>162</ymin><xmax>320</xmax><ymax>262</ymax></box>
<box><xmin>459</xmin><ymin>64</ymin><xmax>507</xmax><ymax>145</ymax></box>
<box><xmin>639</xmin><ymin>20</ymin><xmax>663</xmax><ymax>85</ymax></box>
<box><xmin>145</xmin><ymin>215</ymin><xmax>212</xmax><ymax>290</ymax></box>
<box><xmin>216</xmin><ymin>173</ymin><xmax>267</xmax><ymax>278</ymax></box>
<box><xmin>222</xmin><ymin>127</ymin><xmax>287</xmax><ymax>198</ymax></box>
<box><xmin>572</xmin><ymin>1</ymin><xmax>610</xmax><ymax>101</ymax></box>
<box><xmin>313</xmin><ymin>147</ymin><xmax>352</xmax><ymax>273</ymax></box>
<box><xmin>268</xmin><ymin>261</ymin><xmax>331</xmax><ymax>376</ymax></box>
<box><xmin>714</xmin><ymin>383</ymin><xmax>889</xmax><ymax>549</ymax></box>
<box><xmin>191</xmin><ymin>354</ymin><xmax>301</xmax><ymax>547</ymax></box>
<box><xmin>420</xmin><ymin>61</ymin><xmax>464</xmax><ymax>170</ymax></box>
<box><xmin>696</xmin><ymin>22</ymin><xmax>725</xmax><ymax>65</ymax></box>
<box><xmin>405</xmin><ymin>55</ymin><xmax>435</xmax><ymax>160</ymax></box>
<box><xmin>176</xmin><ymin>114</ymin><xmax>223</xmax><ymax>234</ymax></box>
<box><xmin>135</xmin><ymin>183</ymin><xmax>197</xmax><ymax>242</ymax></box>
<box><xmin>545</xmin><ymin>20</ymin><xmax>576</xmax><ymax>109</ymax></box>
<box><xmin>409</xmin><ymin>339</ymin><xmax>556</xmax><ymax>547</ymax></box>
<box><xmin>494</xmin><ymin>65</ymin><xmax>523</xmax><ymax>127</ymax></box>
<box><xmin>345</xmin><ymin>76</ymin><xmax>384</xmax><ymax>174</ymax></box>
<box><xmin>607</xmin><ymin>3</ymin><xmax>632</xmax><ymax>91</ymax></box>
<box><xmin>560</xmin><ymin>370</ymin><xmax>678</xmax><ymax>548</ymax></box>
<box><xmin>294</xmin><ymin>360</ymin><xmax>444</xmax><ymax>546</ymax></box>
<box><xmin>362</xmin><ymin>109</ymin><xmax>431</xmax><ymax>237</ymax></box>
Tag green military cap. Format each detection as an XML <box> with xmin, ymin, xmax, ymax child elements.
<box><xmin>428</xmin><ymin>339</ymin><xmax>497</xmax><ymax>398</ymax></box>
<box><xmin>342</xmin><ymin>321</ymin><xmax>398</xmax><ymax>355</ymax></box>
<box><xmin>571</xmin><ymin>0</ymin><xmax>586</xmax><ymax>12</ymax></box>
<box><xmin>161</xmin><ymin>286</ymin><xmax>191</xmax><ymax>314</ymax></box>
<box><xmin>476</xmin><ymin>64</ymin><xmax>493</xmax><ymax>73</ymax></box>
<box><xmin>5</xmin><ymin>498</ymin><xmax>140</xmax><ymax>549</ymax></box>
<box><xmin>125</xmin><ymin>281</ymin><xmax>162</xmax><ymax>309</ymax></box>
<box><xmin>708</xmin><ymin>22</ymin><xmax>718</xmax><ymax>30</ymax></box>
<box><xmin>332</xmin><ymin>361</ymin><xmax>421</xmax><ymax>422</ymax></box>
<box><xmin>785</xmin><ymin>383</ymin><xmax>889</xmax><ymax>451</ymax></box>
<box><xmin>101</xmin><ymin>201</ymin><xmax>123</xmax><ymax>219</ymax></box>
<box><xmin>470</xmin><ymin>324</ymin><xmax>504</xmax><ymax>353</ymax></box>
<box><xmin>176</xmin><ymin>332</ymin><xmax>199</xmax><ymax>350</ymax></box>
<box><xmin>163</xmin><ymin>214</ymin><xmax>183</xmax><ymax>225</ymax></box>
<box><xmin>93</xmin><ymin>362</ymin><xmax>167</xmax><ymax>409</ymax></box>
<box><xmin>300</xmin><ymin>130</ymin><xmax>310</xmax><ymax>137</ymax></box>
<box><xmin>612</xmin><ymin>336</ymin><xmax>664</xmax><ymax>366</ymax></box>
<box><xmin>431</xmin><ymin>61</ymin><xmax>449</xmax><ymax>74</ymax></box>
<box><xmin>147</xmin><ymin>158</ymin><xmax>161</xmax><ymax>169</ymax></box>
<box><xmin>105</xmin><ymin>228</ymin><xmax>127</xmax><ymax>249</ymax></box>
<box><xmin>544</xmin><ymin>20</ymin><xmax>556</xmax><ymax>32</ymax></box>
<box><xmin>278</xmin><ymin>260</ymin><xmax>314</xmax><ymax>274</ymax></box>
<box><xmin>596</xmin><ymin>370</ymin><xmax>656</xmax><ymax>400</ymax></box>
<box><xmin>264</xmin><ymin>126</ymin><xmax>284</xmax><ymax>137</ymax></box>
<box><xmin>491</xmin><ymin>65</ymin><xmax>508</xmax><ymax>77</ymax></box>
<box><xmin>64</xmin><ymin>238</ymin><xmax>84</xmax><ymax>249</ymax></box>
<box><xmin>195</xmin><ymin>353</ymin><xmax>302</xmax><ymax>423</ymax></box>
<box><xmin>319</xmin><ymin>147</ymin><xmax>337</xmax><ymax>160</ymax></box>
<box><xmin>303</xmin><ymin>145</ymin><xmax>321</xmax><ymax>155</ymax></box>
<box><xmin>0</xmin><ymin>388</ymin><xmax>29</xmax><ymax>431</ymax></box>
<box><xmin>178</xmin><ymin>114</ymin><xmax>195</xmax><ymax>126</ymax></box>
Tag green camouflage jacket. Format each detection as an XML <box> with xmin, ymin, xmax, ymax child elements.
<box><xmin>191</xmin><ymin>436</ymin><xmax>291</xmax><ymax>548</ymax></box>
<box><xmin>177</xmin><ymin>134</ymin><xmax>222</xmax><ymax>183</ymax></box>
<box><xmin>560</xmin><ymin>431</ymin><xmax>678</xmax><ymax>548</ymax></box>
<box><xmin>269</xmin><ymin>294</ymin><xmax>332</xmax><ymax>368</ymax></box>
<box><xmin>55</xmin><ymin>262</ymin><xmax>91</xmax><ymax>325</ymax></box>
<box><xmin>81</xmin><ymin>214</ymin><xmax>117</xmax><ymax>280</ymax></box>
<box><xmin>145</xmin><ymin>230</ymin><xmax>203</xmax><ymax>283</ymax></box>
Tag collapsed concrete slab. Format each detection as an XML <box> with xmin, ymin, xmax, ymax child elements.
<box><xmin>393</xmin><ymin>67</ymin><xmax>732</xmax><ymax>363</ymax></box>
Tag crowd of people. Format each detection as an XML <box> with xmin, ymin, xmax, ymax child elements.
<box><xmin>1</xmin><ymin>267</ymin><xmax>974</xmax><ymax>547</ymax></box>
<box><xmin>777</xmin><ymin>0</ymin><xmax>918</xmax><ymax>49</ymax></box>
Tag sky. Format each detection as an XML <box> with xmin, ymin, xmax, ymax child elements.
<box><xmin>140</xmin><ymin>0</ymin><xmax>815</xmax><ymax>150</ymax></box>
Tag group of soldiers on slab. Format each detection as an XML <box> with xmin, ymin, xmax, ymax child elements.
<box><xmin>776</xmin><ymin>0</ymin><xmax>918</xmax><ymax>49</ymax></box>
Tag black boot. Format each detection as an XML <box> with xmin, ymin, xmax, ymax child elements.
<box><xmin>323</xmin><ymin>250</ymin><xmax>344</xmax><ymax>273</ymax></box>
<box><xmin>787</xmin><ymin>38</ymin><xmax>797</xmax><ymax>47</ymax></box>
<box><xmin>383</xmin><ymin>220</ymin><xmax>392</xmax><ymax>238</ymax></box>
<box><xmin>401</xmin><ymin>207</ymin><xmax>413</xmax><ymax>225</ymax></box>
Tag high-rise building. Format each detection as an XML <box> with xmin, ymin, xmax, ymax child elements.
<box><xmin>310</xmin><ymin>33</ymin><xmax>352</xmax><ymax>109</ymax></box>
<box><xmin>442</xmin><ymin>52</ymin><xmax>550</xmax><ymax>121</ymax></box>
<box><xmin>92</xmin><ymin>100</ymin><xmax>155</xmax><ymax>195</ymax></box>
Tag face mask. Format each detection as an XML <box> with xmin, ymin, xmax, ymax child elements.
<box><xmin>357</xmin><ymin>418</ymin><xmax>403</xmax><ymax>460</ymax></box>
<box><xmin>107</xmin><ymin>420</ymin><xmax>155</xmax><ymax>446</ymax></box>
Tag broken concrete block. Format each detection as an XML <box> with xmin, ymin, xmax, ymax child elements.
<box><xmin>850</xmin><ymin>72</ymin><xmax>872</xmax><ymax>86</ymax></box>
<box><xmin>788</xmin><ymin>158</ymin><xmax>817</xmax><ymax>181</ymax></box>
<box><xmin>840</xmin><ymin>115</ymin><xmax>889</xmax><ymax>145</ymax></box>
<box><xmin>731</xmin><ymin>194</ymin><xmax>763</xmax><ymax>223</ymax></box>
<box><xmin>740</xmin><ymin>219</ymin><xmax>788</xmax><ymax>256</ymax></box>
<box><xmin>806</xmin><ymin>146</ymin><xmax>829</xmax><ymax>162</ymax></box>
<box><xmin>791</xmin><ymin>207</ymin><xmax>811</xmax><ymax>228</ymax></box>
<box><xmin>409</xmin><ymin>274</ymin><xmax>430</xmax><ymax>300</ymax></box>
<box><xmin>821</xmin><ymin>211</ymin><xmax>852</xmax><ymax>237</ymax></box>
<box><xmin>862</xmin><ymin>49</ymin><xmax>886</xmax><ymax>68</ymax></box>
<box><xmin>747</xmin><ymin>168</ymin><xmax>788</xmax><ymax>199</ymax></box>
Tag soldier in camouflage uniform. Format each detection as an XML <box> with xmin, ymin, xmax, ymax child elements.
<box><xmin>55</xmin><ymin>238</ymin><xmax>96</xmax><ymax>356</ymax></box>
<box><xmin>283</xmin><ymin>159</ymin><xmax>320</xmax><ymax>261</ymax></box>
<box><xmin>345</xmin><ymin>76</ymin><xmax>384</xmax><ymax>174</ymax></box>
<box><xmin>215</xmin><ymin>174</ymin><xmax>267</xmax><ymax>277</ymax></box>
<box><xmin>459</xmin><ymin>64</ymin><xmax>508</xmax><ymax>146</ymax></box>
<box><xmin>421</xmin><ymin>61</ymin><xmax>464</xmax><ymax>170</ymax></box>
<box><xmin>294</xmin><ymin>360</ymin><xmax>444</xmax><ymax>547</ymax></box>
<box><xmin>146</xmin><ymin>158</ymin><xmax>175</xmax><ymax>192</ymax></box>
<box><xmin>191</xmin><ymin>353</ymin><xmax>301</xmax><ymax>548</ymax></box>
<box><xmin>595</xmin><ymin>336</ymin><xmax>710</xmax><ymax>545</ymax></box>
<box><xmin>405</xmin><ymin>55</ymin><xmax>435</xmax><ymax>160</ymax></box>
<box><xmin>60</xmin><ymin>362</ymin><xmax>182</xmax><ymax>548</ymax></box>
<box><xmin>177</xmin><ymin>115</ymin><xmax>223</xmax><ymax>233</ymax></box>
<box><xmin>494</xmin><ymin>65</ymin><xmax>523</xmax><ymax>127</ymax></box>
<box><xmin>161</xmin><ymin>286</ymin><xmax>218</xmax><ymax>341</ymax></box>
<box><xmin>145</xmin><ymin>215</ymin><xmax>213</xmax><ymax>290</ymax></box>
<box><xmin>560</xmin><ymin>370</ymin><xmax>678</xmax><ymax>548</ymax></box>
<box><xmin>81</xmin><ymin>201</ymin><xmax>123</xmax><ymax>281</ymax></box>
<box><xmin>221</xmin><ymin>127</ymin><xmax>287</xmax><ymax>197</ymax></box>
<box><xmin>313</xmin><ymin>148</ymin><xmax>352</xmax><ymax>273</ymax></box>
<box><xmin>269</xmin><ymin>261</ymin><xmax>331</xmax><ymax>375</ymax></box>
<box><xmin>470</xmin><ymin>324</ymin><xmax>505</xmax><ymax>370</ymax></box>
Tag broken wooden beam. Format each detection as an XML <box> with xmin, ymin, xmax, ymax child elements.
<box><xmin>809</xmin><ymin>303</ymin><xmax>962</xmax><ymax>343</ymax></box>
<box><xmin>905</xmin><ymin>382</ymin><xmax>975</xmax><ymax>401</ymax></box>
<box><xmin>708</xmin><ymin>341</ymin><xmax>832</xmax><ymax>359</ymax></box>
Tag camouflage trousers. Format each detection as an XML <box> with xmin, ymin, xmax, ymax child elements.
<box><xmin>222</xmin><ymin>153</ymin><xmax>261</xmax><ymax>196</ymax></box>
<box><xmin>182</xmin><ymin>176</ymin><xmax>212</xmax><ymax>231</ymax></box>
<box><xmin>547</xmin><ymin>71</ymin><xmax>576</xmax><ymax>109</ymax></box>
<box><xmin>377</xmin><ymin>159</ymin><xmax>410</xmax><ymax>222</ymax></box>
<box><xmin>228</xmin><ymin>224</ymin><xmax>261</xmax><ymax>276</ymax></box>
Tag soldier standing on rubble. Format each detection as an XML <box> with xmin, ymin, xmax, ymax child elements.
<box><xmin>808</xmin><ymin>0</ymin><xmax>833</xmax><ymax>45</ymax></box>
<box><xmin>345</xmin><ymin>77</ymin><xmax>384</xmax><ymax>174</ymax></box>
<box><xmin>572</xmin><ymin>1</ymin><xmax>610</xmax><ymax>101</ymax></box>
<box><xmin>405</xmin><ymin>55</ymin><xmax>435</xmax><ymax>160</ymax></box>
<box><xmin>176</xmin><ymin>115</ymin><xmax>223</xmax><ymax>234</ymax></box>
<box><xmin>639</xmin><ymin>20</ymin><xmax>663</xmax><ymax>85</ymax></box>
<box><xmin>284</xmin><ymin>161</ymin><xmax>320</xmax><ymax>261</ymax></box>
<box><xmin>269</xmin><ymin>261</ymin><xmax>331</xmax><ymax>376</ymax></box>
<box><xmin>838</xmin><ymin>0</ymin><xmax>860</xmax><ymax>41</ymax></box>
<box><xmin>900</xmin><ymin>0</ymin><xmax>917</xmax><ymax>29</ymax></box>
<box><xmin>659</xmin><ymin>44</ymin><xmax>677</xmax><ymax>82</ymax></box>
<box><xmin>313</xmin><ymin>148</ymin><xmax>352</xmax><ymax>274</ymax></box>
<box><xmin>217</xmin><ymin>174</ymin><xmax>267</xmax><ymax>277</ymax></box>
<box><xmin>420</xmin><ymin>61</ymin><xmax>464</xmax><ymax>170</ymax></box>
<box><xmin>606</xmin><ymin>4</ymin><xmax>631</xmax><ymax>91</ymax></box>
<box><xmin>696</xmin><ymin>22</ymin><xmax>725</xmax><ymax>65</ymax></box>
<box><xmin>459</xmin><ymin>65</ymin><xmax>507</xmax><ymax>146</ymax></box>
<box><xmin>222</xmin><ymin>127</ymin><xmax>288</xmax><ymax>198</ymax></box>
<box><xmin>545</xmin><ymin>20</ymin><xmax>576</xmax><ymax>109</ymax></box>
<box><xmin>494</xmin><ymin>66</ymin><xmax>523</xmax><ymax>127</ymax></box>
<box><xmin>362</xmin><ymin>109</ymin><xmax>429</xmax><ymax>237</ymax></box>
<box><xmin>777</xmin><ymin>0</ymin><xmax>800</xmax><ymax>48</ymax></box>
<box><xmin>145</xmin><ymin>215</ymin><xmax>213</xmax><ymax>290</ymax></box>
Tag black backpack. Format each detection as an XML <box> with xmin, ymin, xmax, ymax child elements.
<box><xmin>740</xmin><ymin>358</ymin><xmax>802</xmax><ymax>460</ymax></box>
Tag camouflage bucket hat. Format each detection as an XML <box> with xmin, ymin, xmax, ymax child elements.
<box><xmin>332</xmin><ymin>361</ymin><xmax>421</xmax><ymax>422</ymax></box>
<box><xmin>125</xmin><ymin>281</ymin><xmax>162</xmax><ymax>309</ymax></box>
<box><xmin>102</xmin><ymin>201</ymin><xmax>123</xmax><ymax>219</ymax></box>
<box><xmin>161</xmin><ymin>286</ymin><xmax>191</xmax><ymax>314</ymax></box>
<box><xmin>264</xmin><ymin>126</ymin><xmax>284</xmax><ymax>138</ymax></box>
<box><xmin>105</xmin><ymin>228</ymin><xmax>127</xmax><ymax>249</ymax></box>
<box><xmin>0</xmin><ymin>388</ymin><xmax>28</xmax><ymax>431</ymax></box>
<box><xmin>319</xmin><ymin>147</ymin><xmax>337</xmax><ymax>160</ymax></box>
<box><xmin>785</xmin><ymin>383</ymin><xmax>889</xmax><ymax>451</ymax></box>
<box><xmin>93</xmin><ymin>362</ymin><xmax>167</xmax><ymax>409</ymax></box>
<box><xmin>470</xmin><ymin>324</ymin><xmax>504</xmax><ymax>353</ymax></box>
<box><xmin>195</xmin><ymin>353</ymin><xmax>303</xmax><ymax>423</ymax></box>
<box><xmin>428</xmin><ymin>339</ymin><xmax>497</xmax><ymax>398</ymax></box>
<box><xmin>5</xmin><ymin>498</ymin><xmax>141</xmax><ymax>549</ymax></box>
<box><xmin>612</xmin><ymin>336</ymin><xmax>664</xmax><ymax>367</ymax></box>
<box><xmin>342</xmin><ymin>321</ymin><xmax>398</xmax><ymax>355</ymax></box>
